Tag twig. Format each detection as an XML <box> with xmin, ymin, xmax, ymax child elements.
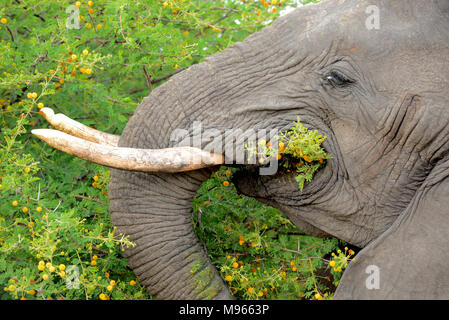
<box><xmin>150</xmin><ymin>67</ymin><xmax>185</xmax><ymax>84</ymax></box>
<box><xmin>281</xmin><ymin>248</ymin><xmax>302</xmax><ymax>255</ymax></box>
<box><xmin>29</xmin><ymin>183</ymin><xmax>41</xmax><ymax>202</ymax></box>
<box><xmin>126</xmin><ymin>87</ymin><xmax>144</xmax><ymax>95</ymax></box>
<box><xmin>4</xmin><ymin>24</ymin><xmax>14</xmax><ymax>42</ymax></box>
<box><xmin>87</xmin><ymin>12</ymin><xmax>97</xmax><ymax>34</ymax></box>
<box><xmin>104</xmin><ymin>95</ymin><xmax>123</xmax><ymax>104</ymax></box>
<box><xmin>33</xmin><ymin>13</ymin><xmax>46</xmax><ymax>22</ymax></box>
<box><xmin>31</xmin><ymin>53</ymin><xmax>48</xmax><ymax>74</ymax></box>
<box><xmin>72</xmin><ymin>194</ymin><xmax>106</xmax><ymax>205</ymax></box>
<box><xmin>209</xmin><ymin>7</ymin><xmax>241</xmax><ymax>13</ymax></box>
<box><xmin>92</xmin><ymin>245</ymin><xmax>108</xmax><ymax>255</ymax></box>
<box><xmin>142</xmin><ymin>66</ymin><xmax>152</xmax><ymax>94</ymax></box>
<box><xmin>53</xmin><ymin>200</ymin><xmax>62</xmax><ymax>212</ymax></box>
<box><xmin>119</xmin><ymin>5</ymin><xmax>131</xmax><ymax>45</ymax></box>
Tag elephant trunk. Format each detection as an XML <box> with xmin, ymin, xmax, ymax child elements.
<box><xmin>109</xmin><ymin>168</ymin><xmax>232</xmax><ymax>299</ymax></box>
<box><xmin>107</xmin><ymin>73</ymin><xmax>236</xmax><ymax>299</ymax></box>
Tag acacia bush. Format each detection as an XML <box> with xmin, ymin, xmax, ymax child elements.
<box><xmin>0</xmin><ymin>0</ymin><xmax>351</xmax><ymax>300</ymax></box>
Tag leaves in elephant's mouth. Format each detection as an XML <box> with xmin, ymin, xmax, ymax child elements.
<box><xmin>246</xmin><ymin>117</ymin><xmax>331</xmax><ymax>191</ymax></box>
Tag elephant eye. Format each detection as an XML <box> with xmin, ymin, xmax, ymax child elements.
<box><xmin>323</xmin><ymin>71</ymin><xmax>354</xmax><ymax>88</ymax></box>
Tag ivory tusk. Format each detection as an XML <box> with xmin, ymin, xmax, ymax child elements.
<box><xmin>31</xmin><ymin>129</ymin><xmax>224</xmax><ymax>173</ymax></box>
<box><xmin>38</xmin><ymin>108</ymin><xmax>120</xmax><ymax>147</ymax></box>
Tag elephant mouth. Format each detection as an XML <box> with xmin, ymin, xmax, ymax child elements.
<box><xmin>224</xmin><ymin>118</ymin><xmax>338</xmax><ymax>204</ymax></box>
<box><xmin>231</xmin><ymin>138</ymin><xmax>336</xmax><ymax>204</ymax></box>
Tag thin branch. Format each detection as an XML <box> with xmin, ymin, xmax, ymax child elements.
<box><xmin>209</xmin><ymin>7</ymin><xmax>241</xmax><ymax>13</ymax></box>
<box><xmin>4</xmin><ymin>24</ymin><xmax>14</xmax><ymax>42</ymax></box>
<box><xmin>92</xmin><ymin>245</ymin><xmax>109</xmax><ymax>255</ymax></box>
<box><xmin>119</xmin><ymin>5</ymin><xmax>132</xmax><ymax>46</ymax></box>
<box><xmin>33</xmin><ymin>13</ymin><xmax>46</xmax><ymax>22</ymax></box>
<box><xmin>104</xmin><ymin>95</ymin><xmax>123</xmax><ymax>104</ymax></box>
<box><xmin>142</xmin><ymin>66</ymin><xmax>152</xmax><ymax>94</ymax></box>
<box><xmin>281</xmin><ymin>248</ymin><xmax>303</xmax><ymax>255</ymax></box>
<box><xmin>72</xmin><ymin>194</ymin><xmax>107</xmax><ymax>206</ymax></box>
<box><xmin>150</xmin><ymin>67</ymin><xmax>185</xmax><ymax>84</ymax></box>
<box><xmin>126</xmin><ymin>87</ymin><xmax>145</xmax><ymax>95</ymax></box>
<box><xmin>31</xmin><ymin>53</ymin><xmax>48</xmax><ymax>74</ymax></box>
<box><xmin>53</xmin><ymin>200</ymin><xmax>62</xmax><ymax>212</ymax></box>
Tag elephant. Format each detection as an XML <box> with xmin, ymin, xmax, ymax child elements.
<box><xmin>32</xmin><ymin>0</ymin><xmax>449</xmax><ymax>299</ymax></box>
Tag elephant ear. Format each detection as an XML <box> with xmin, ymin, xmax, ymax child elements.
<box><xmin>334</xmin><ymin>160</ymin><xmax>449</xmax><ymax>299</ymax></box>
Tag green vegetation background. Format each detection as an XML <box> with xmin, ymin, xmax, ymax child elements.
<box><xmin>0</xmin><ymin>0</ymin><xmax>352</xmax><ymax>300</ymax></box>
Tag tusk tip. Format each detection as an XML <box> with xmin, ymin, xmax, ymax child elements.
<box><xmin>31</xmin><ymin>128</ymin><xmax>56</xmax><ymax>139</ymax></box>
<box><xmin>31</xmin><ymin>128</ymin><xmax>44</xmax><ymax>138</ymax></box>
<box><xmin>38</xmin><ymin>107</ymin><xmax>54</xmax><ymax>120</ymax></box>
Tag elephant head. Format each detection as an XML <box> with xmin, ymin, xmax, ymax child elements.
<box><xmin>33</xmin><ymin>0</ymin><xmax>449</xmax><ymax>299</ymax></box>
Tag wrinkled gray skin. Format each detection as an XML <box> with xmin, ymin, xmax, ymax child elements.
<box><xmin>109</xmin><ymin>0</ymin><xmax>449</xmax><ymax>299</ymax></box>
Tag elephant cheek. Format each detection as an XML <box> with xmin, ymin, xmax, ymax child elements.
<box><xmin>108</xmin><ymin>169</ymin><xmax>233</xmax><ymax>300</ymax></box>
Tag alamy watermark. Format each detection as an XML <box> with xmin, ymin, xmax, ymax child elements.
<box><xmin>365</xmin><ymin>5</ymin><xmax>380</xmax><ymax>30</ymax></box>
<box><xmin>66</xmin><ymin>5</ymin><xmax>81</xmax><ymax>30</ymax></box>
<box><xmin>365</xmin><ymin>265</ymin><xmax>380</xmax><ymax>290</ymax></box>
<box><xmin>65</xmin><ymin>265</ymin><xmax>80</xmax><ymax>289</ymax></box>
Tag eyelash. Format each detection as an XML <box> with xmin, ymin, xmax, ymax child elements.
<box><xmin>323</xmin><ymin>71</ymin><xmax>354</xmax><ymax>88</ymax></box>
